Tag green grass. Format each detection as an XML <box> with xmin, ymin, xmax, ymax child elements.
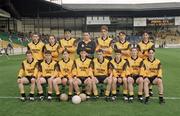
<box><xmin>0</xmin><ymin>48</ymin><xmax>180</xmax><ymax>116</ymax></box>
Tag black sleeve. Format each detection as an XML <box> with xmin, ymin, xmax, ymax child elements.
<box><xmin>108</xmin><ymin>62</ymin><xmax>114</xmax><ymax>70</ymax></box>
<box><xmin>114</xmin><ymin>44</ymin><xmax>118</xmax><ymax>51</ymax></box>
<box><xmin>38</xmin><ymin>63</ymin><xmax>42</xmax><ymax>72</ymax></box>
<box><xmin>89</xmin><ymin>41</ymin><xmax>96</xmax><ymax>54</ymax></box>
<box><xmin>91</xmin><ymin>60</ymin><xmax>94</xmax><ymax>69</ymax></box>
<box><xmin>137</xmin><ymin>44</ymin><xmax>141</xmax><ymax>51</ymax></box>
<box><xmin>42</xmin><ymin>45</ymin><xmax>46</xmax><ymax>53</ymax></box>
<box><xmin>27</xmin><ymin>45</ymin><xmax>30</xmax><ymax>50</ymax></box>
<box><xmin>21</xmin><ymin>62</ymin><xmax>25</xmax><ymax>70</ymax></box>
<box><xmin>77</xmin><ymin>41</ymin><xmax>82</xmax><ymax>55</ymax></box>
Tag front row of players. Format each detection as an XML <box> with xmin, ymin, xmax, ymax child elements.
<box><xmin>17</xmin><ymin>48</ymin><xmax>165</xmax><ymax>104</ymax></box>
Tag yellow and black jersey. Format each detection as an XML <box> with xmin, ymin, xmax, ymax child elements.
<box><xmin>38</xmin><ymin>60</ymin><xmax>57</xmax><ymax>77</ymax></box>
<box><xmin>114</xmin><ymin>41</ymin><xmax>131</xmax><ymax>59</ymax></box>
<box><xmin>92</xmin><ymin>58</ymin><xmax>110</xmax><ymax>76</ymax></box>
<box><xmin>143</xmin><ymin>58</ymin><xmax>162</xmax><ymax>78</ymax></box>
<box><xmin>18</xmin><ymin>59</ymin><xmax>38</xmax><ymax>78</ymax></box>
<box><xmin>57</xmin><ymin>58</ymin><xmax>74</xmax><ymax>78</ymax></box>
<box><xmin>96</xmin><ymin>37</ymin><xmax>113</xmax><ymax>57</ymax></box>
<box><xmin>73</xmin><ymin>58</ymin><xmax>92</xmax><ymax>77</ymax></box>
<box><xmin>127</xmin><ymin>57</ymin><xmax>144</xmax><ymax>76</ymax></box>
<box><xmin>59</xmin><ymin>38</ymin><xmax>76</xmax><ymax>53</ymax></box>
<box><xmin>27</xmin><ymin>41</ymin><xmax>45</xmax><ymax>61</ymax></box>
<box><xmin>110</xmin><ymin>58</ymin><xmax>127</xmax><ymax>78</ymax></box>
<box><xmin>137</xmin><ymin>41</ymin><xmax>154</xmax><ymax>59</ymax></box>
<box><xmin>45</xmin><ymin>43</ymin><xmax>60</xmax><ymax>61</ymax></box>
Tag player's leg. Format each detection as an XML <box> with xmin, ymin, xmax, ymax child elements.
<box><xmin>149</xmin><ymin>84</ymin><xmax>153</xmax><ymax>96</ymax></box>
<box><xmin>136</xmin><ymin>76</ymin><xmax>144</xmax><ymax>102</ymax></box>
<box><xmin>47</xmin><ymin>77</ymin><xmax>54</xmax><ymax>100</ymax></box>
<box><xmin>91</xmin><ymin>77</ymin><xmax>99</xmax><ymax>97</ymax></box>
<box><xmin>127</xmin><ymin>76</ymin><xmax>135</xmax><ymax>101</ymax></box>
<box><xmin>36</xmin><ymin>77</ymin><xmax>46</xmax><ymax>100</ymax></box>
<box><xmin>53</xmin><ymin>77</ymin><xmax>61</xmax><ymax>98</ymax></box>
<box><xmin>104</xmin><ymin>76</ymin><xmax>112</xmax><ymax>97</ymax></box>
<box><xmin>153</xmin><ymin>78</ymin><xmax>165</xmax><ymax>104</ymax></box>
<box><xmin>144</xmin><ymin>78</ymin><xmax>150</xmax><ymax>104</ymax></box>
<box><xmin>73</xmin><ymin>77</ymin><xmax>81</xmax><ymax>95</ymax></box>
<box><xmin>122</xmin><ymin>77</ymin><xmax>128</xmax><ymax>101</ymax></box>
<box><xmin>29</xmin><ymin>77</ymin><xmax>36</xmax><ymax>100</ymax></box>
<box><xmin>17</xmin><ymin>77</ymin><xmax>29</xmax><ymax>101</ymax></box>
<box><xmin>111</xmin><ymin>77</ymin><xmax>117</xmax><ymax>96</ymax></box>
<box><xmin>84</xmin><ymin>77</ymin><xmax>92</xmax><ymax>96</ymax></box>
<box><xmin>68</xmin><ymin>78</ymin><xmax>73</xmax><ymax>97</ymax></box>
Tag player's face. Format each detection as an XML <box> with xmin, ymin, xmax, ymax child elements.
<box><xmin>143</xmin><ymin>33</ymin><xmax>149</xmax><ymax>41</ymax></box>
<box><xmin>64</xmin><ymin>32</ymin><xmax>71</xmax><ymax>39</ymax></box>
<box><xmin>83</xmin><ymin>33</ymin><xmax>90</xmax><ymax>41</ymax></box>
<box><xmin>26</xmin><ymin>53</ymin><xmax>33</xmax><ymax>61</ymax></box>
<box><xmin>119</xmin><ymin>33</ymin><xmax>126</xmax><ymax>40</ymax></box>
<box><xmin>45</xmin><ymin>53</ymin><xmax>52</xmax><ymax>61</ymax></box>
<box><xmin>49</xmin><ymin>36</ymin><xmax>55</xmax><ymax>45</ymax></box>
<box><xmin>80</xmin><ymin>51</ymin><xmax>87</xmax><ymax>58</ymax></box>
<box><xmin>97</xmin><ymin>52</ymin><xmax>103</xmax><ymax>59</ymax></box>
<box><xmin>131</xmin><ymin>48</ymin><xmax>138</xmax><ymax>57</ymax></box>
<box><xmin>101</xmin><ymin>29</ymin><xmax>108</xmax><ymax>37</ymax></box>
<box><xmin>32</xmin><ymin>34</ymin><xmax>39</xmax><ymax>43</ymax></box>
<box><xmin>115</xmin><ymin>53</ymin><xmax>121</xmax><ymax>59</ymax></box>
<box><xmin>63</xmin><ymin>51</ymin><xmax>69</xmax><ymax>59</ymax></box>
<box><xmin>148</xmin><ymin>50</ymin><xmax>155</xmax><ymax>59</ymax></box>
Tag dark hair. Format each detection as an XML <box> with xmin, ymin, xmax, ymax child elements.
<box><xmin>130</xmin><ymin>47</ymin><xmax>138</xmax><ymax>51</ymax></box>
<box><xmin>62</xmin><ymin>48</ymin><xmax>70</xmax><ymax>54</ymax></box>
<box><xmin>96</xmin><ymin>49</ymin><xmax>104</xmax><ymax>53</ymax></box>
<box><xmin>142</xmin><ymin>31</ymin><xmax>149</xmax><ymax>35</ymax></box>
<box><xmin>45</xmin><ymin>50</ymin><xmax>51</xmax><ymax>54</ymax></box>
<box><xmin>100</xmin><ymin>25</ymin><xmax>108</xmax><ymax>31</ymax></box>
<box><xmin>119</xmin><ymin>32</ymin><xmax>126</xmax><ymax>35</ymax></box>
<box><xmin>80</xmin><ymin>48</ymin><xmax>86</xmax><ymax>53</ymax></box>
<box><xmin>114</xmin><ymin>49</ymin><xmax>121</xmax><ymax>53</ymax></box>
<box><xmin>49</xmin><ymin>35</ymin><xmax>55</xmax><ymax>39</ymax></box>
<box><xmin>64</xmin><ymin>29</ymin><xmax>71</xmax><ymax>33</ymax></box>
<box><xmin>148</xmin><ymin>48</ymin><xmax>155</xmax><ymax>53</ymax></box>
<box><xmin>32</xmin><ymin>32</ymin><xmax>39</xmax><ymax>36</ymax></box>
<box><xmin>26</xmin><ymin>50</ymin><xmax>32</xmax><ymax>55</ymax></box>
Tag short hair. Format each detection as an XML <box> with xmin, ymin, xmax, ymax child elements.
<box><xmin>80</xmin><ymin>48</ymin><xmax>86</xmax><ymax>53</ymax></box>
<box><xmin>62</xmin><ymin>48</ymin><xmax>70</xmax><ymax>54</ymax></box>
<box><xmin>32</xmin><ymin>32</ymin><xmax>39</xmax><ymax>36</ymax></box>
<box><xmin>148</xmin><ymin>48</ymin><xmax>155</xmax><ymax>53</ymax></box>
<box><xmin>131</xmin><ymin>47</ymin><xmax>138</xmax><ymax>51</ymax></box>
<box><xmin>119</xmin><ymin>32</ymin><xmax>126</xmax><ymax>35</ymax></box>
<box><xmin>49</xmin><ymin>35</ymin><xmax>55</xmax><ymax>39</ymax></box>
<box><xmin>96</xmin><ymin>49</ymin><xmax>104</xmax><ymax>53</ymax></box>
<box><xmin>100</xmin><ymin>25</ymin><xmax>108</xmax><ymax>31</ymax></box>
<box><xmin>82</xmin><ymin>30</ymin><xmax>90</xmax><ymax>35</ymax></box>
<box><xmin>25</xmin><ymin>50</ymin><xmax>32</xmax><ymax>55</ymax></box>
<box><xmin>64</xmin><ymin>29</ymin><xmax>71</xmax><ymax>33</ymax></box>
<box><xmin>45</xmin><ymin>50</ymin><xmax>51</xmax><ymax>54</ymax></box>
<box><xmin>142</xmin><ymin>31</ymin><xmax>149</xmax><ymax>35</ymax></box>
<box><xmin>114</xmin><ymin>49</ymin><xmax>121</xmax><ymax>53</ymax></box>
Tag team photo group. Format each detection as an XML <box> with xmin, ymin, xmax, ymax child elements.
<box><xmin>17</xmin><ymin>25</ymin><xmax>165</xmax><ymax>104</ymax></box>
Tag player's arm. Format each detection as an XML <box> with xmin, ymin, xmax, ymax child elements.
<box><xmin>33</xmin><ymin>62</ymin><xmax>39</xmax><ymax>78</ymax></box>
<box><xmin>58</xmin><ymin>40</ymin><xmax>65</xmax><ymax>53</ymax></box>
<box><xmin>108</xmin><ymin>61</ymin><xmax>113</xmax><ymax>78</ymax></box>
<box><xmin>37</xmin><ymin>63</ymin><xmax>43</xmax><ymax>78</ymax></box>
<box><xmin>67</xmin><ymin>39</ymin><xmax>77</xmax><ymax>53</ymax></box>
<box><xmin>89</xmin><ymin>60</ymin><xmax>94</xmax><ymax>78</ymax></box>
<box><xmin>72</xmin><ymin>61</ymin><xmax>77</xmax><ymax>78</ymax></box>
<box><xmin>139</xmin><ymin>60</ymin><xmax>144</xmax><ymax>77</ymax></box>
<box><xmin>124</xmin><ymin>60</ymin><xmax>131</xmax><ymax>77</ymax></box>
<box><xmin>157</xmin><ymin>62</ymin><xmax>163</xmax><ymax>78</ymax></box>
<box><xmin>52</xmin><ymin>62</ymin><xmax>59</xmax><ymax>78</ymax></box>
<box><xmin>18</xmin><ymin>62</ymin><xmax>25</xmax><ymax>78</ymax></box>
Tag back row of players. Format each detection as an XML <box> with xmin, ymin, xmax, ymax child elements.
<box><xmin>17</xmin><ymin>25</ymin><xmax>165</xmax><ymax>104</ymax></box>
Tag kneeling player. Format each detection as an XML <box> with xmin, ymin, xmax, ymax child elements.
<box><xmin>53</xmin><ymin>49</ymin><xmax>74</xmax><ymax>99</ymax></box>
<box><xmin>73</xmin><ymin>49</ymin><xmax>92</xmax><ymax>96</ymax></box>
<box><xmin>91</xmin><ymin>49</ymin><xmax>113</xmax><ymax>100</ymax></box>
<box><xmin>36</xmin><ymin>51</ymin><xmax>57</xmax><ymax>101</ymax></box>
<box><xmin>110</xmin><ymin>49</ymin><xmax>129</xmax><ymax>101</ymax></box>
<box><xmin>127</xmin><ymin>47</ymin><xmax>144</xmax><ymax>102</ymax></box>
<box><xmin>17</xmin><ymin>51</ymin><xmax>38</xmax><ymax>101</ymax></box>
<box><xmin>143</xmin><ymin>48</ymin><xmax>165</xmax><ymax>104</ymax></box>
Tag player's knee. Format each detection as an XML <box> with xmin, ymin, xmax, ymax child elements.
<box><xmin>62</xmin><ymin>79</ymin><xmax>67</xmax><ymax>85</ymax></box>
<box><xmin>138</xmin><ymin>77</ymin><xmax>144</xmax><ymax>84</ymax></box>
<box><xmin>143</xmin><ymin>78</ymin><xmax>149</xmax><ymax>84</ymax></box>
<box><xmin>157</xmin><ymin>78</ymin><xmax>162</xmax><ymax>85</ymax></box>
<box><xmin>31</xmin><ymin>78</ymin><xmax>36</xmax><ymax>84</ymax></box>
<box><xmin>107</xmin><ymin>78</ymin><xmax>112</xmax><ymax>84</ymax></box>
<box><xmin>127</xmin><ymin>77</ymin><xmax>133</xmax><ymax>84</ymax></box>
<box><xmin>17</xmin><ymin>79</ymin><xmax>22</xmax><ymax>84</ymax></box>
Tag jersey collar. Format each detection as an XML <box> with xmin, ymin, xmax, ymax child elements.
<box><xmin>114</xmin><ymin>58</ymin><xmax>122</xmax><ymax>64</ymax></box>
<box><xmin>26</xmin><ymin>58</ymin><xmax>34</xmax><ymax>64</ymax></box>
<box><xmin>63</xmin><ymin>58</ymin><xmax>70</xmax><ymax>63</ymax></box>
<box><xmin>97</xmin><ymin>57</ymin><xmax>104</xmax><ymax>64</ymax></box>
<box><xmin>148</xmin><ymin>58</ymin><xmax>156</xmax><ymax>63</ymax></box>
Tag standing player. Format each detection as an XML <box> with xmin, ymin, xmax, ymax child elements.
<box><xmin>59</xmin><ymin>29</ymin><xmax>76</xmax><ymax>59</ymax></box>
<box><xmin>110</xmin><ymin>49</ymin><xmax>129</xmax><ymax>101</ymax></box>
<box><xmin>143</xmin><ymin>48</ymin><xmax>165</xmax><ymax>104</ymax></box>
<box><xmin>36</xmin><ymin>51</ymin><xmax>58</xmax><ymax>101</ymax></box>
<box><xmin>17</xmin><ymin>51</ymin><xmax>38</xmax><ymax>101</ymax></box>
<box><xmin>137</xmin><ymin>32</ymin><xmax>155</xmax><ymax>96</ymax></box>
<box><xmin>127</xmin><ymin>47</ymin><xmax>144</xmax><ymax>102</ymax></box>
<box><xmin>96</xmin><ymin>25</ymin><xmax>113</xmax><ymax>60</ymax></box>
<box><xmin>114</xmin><ymin>32</ymin><xmax>131</xmax><ymax>59</ymax></box>
<box><xmin>91</xmin><ymin>49</ymin><xmax>113</xmax><ymax>100</ymax></box>
<box><xmin>27</xmin><ymin>33</ymin><xmax>45</xmax><ymax>62</ymax></box>
<box><xmin>45</xmin><ymin>35</ymin><xmax>60</xmax><ymax>61</ymax></box>
<box><xmin>53</xmin><ymin>49</ymin><xmax>74</xmax><ymax>99</ymax></box>
<box><xmin>73</xmin><ymin>49</ymin><xmax>92</xmax><ymax>96</ymax></box>
<box><xmin>77</xmin><ymin>31</ymin><xmax>96</xmax><ymax>59</ymax></box>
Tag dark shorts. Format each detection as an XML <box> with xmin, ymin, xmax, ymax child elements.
<box><xmin>25</xmin><ymin>76</ymin><xmax>35</xmax><ymax>83</ymax></box>
<box><xmin>43</xmin><ymin>76</ymin><xmax>51</xmax><ymax>83</ymax></box>
<box><xmin>96</xmin><ymin>75</ymin><xmax>107</xmax><ymax>83</ymax></box>
<box><xmin>131</xmin><ymin>75</ymin><xmax>141</xmax><ymax>82</ymax></box>
<box><xmin>77</xmin><ymin>77</ymin><xmax>89</xmax><ymax>83</ymax></box>
<box><xmin>147</xmin><ymin>76</ymin><xmax>157</xmax><ymax>84</ymax></box>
